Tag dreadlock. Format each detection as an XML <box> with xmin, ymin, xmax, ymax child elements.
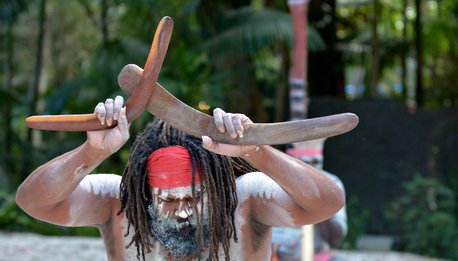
<box><xmin>117</xmin><ymin>118</ymin><xmax>258</xmax><ymax>260</ymax></box>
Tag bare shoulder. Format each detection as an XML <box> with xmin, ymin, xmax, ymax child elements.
<box><xmin>78</xmin><ymin>173</ymin><xmax>122</xmax><ymax>199</ymax></box>
<box><xmin>235</xmin><ymin>172</ymin><xmax>284</xmax><ymax>202</ymax></box>
<box><xmin>33</xmin><ymin>174</ymin><xmax>123</xmax><ymax>227</ymax></box>
<box><xmin>235</xmin><ymin>172</ymin><xmax>300</xmax><ymax>227</ymax></box>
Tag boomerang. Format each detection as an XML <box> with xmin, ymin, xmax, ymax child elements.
<box><xmin>25</xmin><ymin>16</ymin><xmax>174</xmax><ymax>131</ymax></box>
<box><xmin>117</xmin><ymin>64</ymin><xmax>358</xmax><ymax>145</ymax></box>
<box><xmin>25</xmin><ymin>16</ymin><xmax>358</xmax><ymax>145</ymax></box>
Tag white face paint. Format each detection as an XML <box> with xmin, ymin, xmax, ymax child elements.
<box><xmin>153</xmin><ymin>184</ymin><xmax>203</xmax><ymax>200</ymax></box>
<box><xmin>151</xmin><ymin>184</ymin><xmax>206</xmax><ymax>219</ymax></box>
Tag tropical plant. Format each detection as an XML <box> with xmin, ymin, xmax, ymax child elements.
<box><xmin>385</xmin><ymin>174</ymin><xmax>458</xmax><ymax>259</ymax></box>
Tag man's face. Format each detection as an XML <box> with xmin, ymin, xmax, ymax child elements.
<box><xmin>147</xmin><ymin>184</ymin><xmax>209</xmax><ymax>259</ymax></box>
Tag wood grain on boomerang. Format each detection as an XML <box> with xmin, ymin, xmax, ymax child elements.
<box><xmin>118</xmin><ymin>64</ymin><xmax>359</xmax><ymax>145</ymax></box>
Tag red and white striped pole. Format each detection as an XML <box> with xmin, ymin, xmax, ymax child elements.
<box><xmin>287</xmin><ymin>1</ymin><xmax>314</xmax><ymax>261</ymax></box>
<box><xmin>288</xmin><ymin>0</ymin><xmax>309</xmax><ymax>121</ymax></box>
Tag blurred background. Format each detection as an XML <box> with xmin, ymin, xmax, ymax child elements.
<box><xmin>0</xmin><ymin>0</ymin><xmax>457</xmax><ymax>260</ymax></box>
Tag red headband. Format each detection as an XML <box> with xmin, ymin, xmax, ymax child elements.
<box><xmin>146</xmin><ymin>146</ymin><xmax>202</xmax><ymax>188</ymax></box>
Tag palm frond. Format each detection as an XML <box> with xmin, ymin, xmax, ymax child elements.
<box><xmin>200</xmin><ymin>7</ymin><xmax>325</xmax><ymax>64</ymax></box>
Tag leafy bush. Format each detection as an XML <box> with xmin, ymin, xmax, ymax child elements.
<box><xmin>385</xmin><ymin>174</ymin><xmax>458</xmax><ymax>260</ymax></box>
<box><xmin>341</xmin><ymin>195</ymin><xmax>370</xmax><ymax>250</ymax></box>
<box><xmin>0</xmin><ymin>191</ymin><xmax>99</xmax><ymax>237</ymax></box>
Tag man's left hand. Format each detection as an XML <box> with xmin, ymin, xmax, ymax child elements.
<box><xmin>202</xmin><ymin>108</ymin><xmax>259</xmax><ymax>157</ymax></box>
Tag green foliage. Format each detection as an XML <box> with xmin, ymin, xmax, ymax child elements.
<box><xmin>341</xmin><ymin>195</ymin><xmax>370</xmax><ymax>250</ymax></box>
<box><xmin>201</xmin><ymin>7</ymin><xmax>324</xmax><ymax>66</ymax></box>
<box><xmin>337</xmin><ymin>0</ymin><xmax>458</xmax><ymax>106</ymax></box>
<box><xmin>447</xmin><ymin>163</ymin><xmax>458</xmax><ymax>219</ymax></box>
<box><xmin>385</xmin><ymin>174</ymin><xmax>458</xmax><ymax>260</ymax></box>
<box><xmin>0</xmin><ymin>190</ymin><xmax>62</xmax><ymax>234</ymax></box>
<box><xmin>1</xmin><ymin>0</ymin><xmax>458</xmax><ymax>244</ymax></box>
<box><xmin>0</xmin><ymin>191</ymin><xmax>99</xmax><ymax>237</ymax></box>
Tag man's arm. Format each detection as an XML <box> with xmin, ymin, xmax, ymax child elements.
<box><xmin>202</xmin><ymin>108</ymin><xmax>345</xmax><ymax>227</ymax></box>
<box><xmin>16</xmin><ymin>96</ymin><xmax>130</xmax><ymax>227</ymax></box>
<box><xmin>241</xmin><ymin>147</ymin><xmax>344</xmax><ymax>225</ymax></box>
<box><xmin>315</xmin><ymin>172</ymin><xmax>348</xmax><ymax>248</ymax></box>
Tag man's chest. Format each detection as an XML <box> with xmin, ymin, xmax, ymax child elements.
<box><xmin>104</xmin><ymin>202</ymin><xmax>272</xmax><ymax>260</ymax></box>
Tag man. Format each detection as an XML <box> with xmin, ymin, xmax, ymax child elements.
<box><xmin>16</xmin><ymin>96</ymin><xmax>345</xmax><ymax>261</ymax></box>
<box><xmin>271</xmin><ymin>139</ymin><xmax>348</xmax><ymax>261</ymax></box>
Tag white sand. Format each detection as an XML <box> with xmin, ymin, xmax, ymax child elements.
<box><xmin>0</xmin><ymin>232</ymin><xmax>448</xmax><ymax>261</ymax></box>
<box><xmin>0</xmin><ymin>232</ymin><xmax>105</xmax><ymax>261</ymax></box>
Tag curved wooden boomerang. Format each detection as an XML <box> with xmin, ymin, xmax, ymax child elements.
<box><xmin>117</xmin><ymin>64</ymin><xmax>359</xmax><ymax>145</ymax></box>
<box><xmin>25</xmin><ymin>16</ymin><xmax>174</xmax><ymax>131</ymax></box>
<box><xmin>24</xmin><ymin>16</ymin><xmax>358</xmax><ymax>145</ymax></box>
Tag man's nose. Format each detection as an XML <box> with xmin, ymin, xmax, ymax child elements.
<box><xmin>175</xmin><ymin>200</ymin><xmax>193</xmax><ymax>219</ymax></box>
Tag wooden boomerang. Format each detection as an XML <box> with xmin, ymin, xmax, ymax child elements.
<box><xmin>25</xmin><ymin>16</ymin><xmax>174</xmax><ymax>131</ymax></box>
<box><xmin>117</xmin><ymin>64</ymin><xmax>359</xmax><ymax>145</ymax></box>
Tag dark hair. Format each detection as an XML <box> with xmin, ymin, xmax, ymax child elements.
<box><xmin>118</xmin><ymin>118</ymin><xmax>258</xmax><ymax>260</ymax></box>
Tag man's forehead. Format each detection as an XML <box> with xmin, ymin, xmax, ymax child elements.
<box><xmin>152</xmin><ymin>184</ymin><xmax>204</xmax><ymax>199</ymax></box>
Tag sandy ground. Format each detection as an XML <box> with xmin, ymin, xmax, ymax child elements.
<box><xmin>0</xmin><ymin>232</ymin><xmax>106</xmax><ymax>261</ymax></box>
<box><xmin>332</xmin><ymin>250</ymin><xmax>448</xmax><ymax>261</ymax></box>
<box><xmin>0</xmin><ymin>232</ymin><xmax>448</xmax><ymax>261</ymax></box>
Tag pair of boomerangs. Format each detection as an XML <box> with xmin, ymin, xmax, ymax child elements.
<box><xmin>25</xmin><ymin>16</ymin><xmax>359</xmax><ymax>145</ymax></box>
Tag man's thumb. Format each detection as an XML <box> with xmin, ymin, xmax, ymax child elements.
<box><xmin>202</xmin><ymin>136</ymin><xmax>216</xmax><ymax>152</ymax></box>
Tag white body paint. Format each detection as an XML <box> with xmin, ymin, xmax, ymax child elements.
<box><xmin>236</xmin><ymin>172</ymin><xmax>296</xmax><ymax>227</ymax></box>
<box><xmin>72</xmin><ymin>172</ymin><xmax>296</xmax><ymax>260</ymax></box>
<box><xmin>79</xmin><ymin>174</ymin><xmax>121</xmax><ymax>198</ymax></box>
<box><xmin>67</xmin><ymin>174</ymin><xmax>121</xmax><ymax>226</ymax></box>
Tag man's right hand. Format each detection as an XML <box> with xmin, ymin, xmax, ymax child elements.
<box><xmin>87</xmin><ymin>95</ymin><xmax>130</xmax><ymax>154</ymax></box>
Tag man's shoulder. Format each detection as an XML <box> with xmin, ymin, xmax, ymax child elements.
<box><xmin>235</xmin><ymin>172</ymin><xmax>281</xmax><ymax>201</ymax></box>
<box><xmin>235</xmin><ymin>171</ymin><xmax>270</xmax><ymax>183</ymax></box>
<box><xmin>81</xmin><ymin>173</ymin><xmax>122</xmax><ymax>198</ymax></box>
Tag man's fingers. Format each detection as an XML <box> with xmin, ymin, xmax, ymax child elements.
<box><xmin>95</xmin><ymin>102</ymin><xmax>106</xmax><ymax>125</ymax></box>
<box><xmin>236</xmin><ymin>114</ymin><xmax>251</xmax><ymax>138</ymax></box>
<box><xmin>213</xmin><ymin>108</ymin><xmax>249</xmax><ymax>139</ymax></box>
<box><xmin>223</xmin><ymin>114</ymin><xmax>238</xmax><ymax>138</ymax></box>
<box><xmin>94</xmin><ymin>97</ymin><xmax>124</xmax><ymax>126</ymax></box>
<box><xmin>104</xmin><ymin>98</ymin><xmax>114</xmax><ymax>126</ymax></box>
<box><xmin>232</xmin><ymin>115</ymin><xmax>244</xmax><ymax>138</ymax></box>
<box><xmin>240</xmin><ymin>114</ymin><xmax>252</xmax><ymax>124</ymax></box>
<box><xmin>213</xmin><ymin>108</ymin><xmax>226</xmax><ymax>133</ymax></box>
<box><xmin>201</xmin><ymin>135</ymin><xmax>216</xmax><ymax>152</ymax></box>
<box><xmin>113</xmin><ymin>95</ymin><xmax>124</xmax><ymax>121</ymax></box>
<box><xmin>117</xmin><ymin>107</ymin><xmax>130</xmax><ymax>140</ymax></box>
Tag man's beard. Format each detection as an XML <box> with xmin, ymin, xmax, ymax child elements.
<box><xmin>147</xmin><ymin>202</ymin><xmax>209</xmax><ymax>259</ymax></box>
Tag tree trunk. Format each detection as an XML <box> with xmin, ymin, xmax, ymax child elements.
<box><xmin>100</xmin><ymin>0</ymin><xmax>109</xmax><ymax>49</ymax></box>
<box><xmin>24</xmin><ymin>0</ymin><xmax>47</xmax><ymax>177</ymax></box>
<box><xmin>401</xmin><ymin>0</ymin><xmax>408</xmax><ymax>102</ymax></box>
<box><xmin>27</xmin><ymin>0</ymin><xmax>47</xmax><ymax>142</ymax></box>
<box><xmin>2</xmin><ymin>2</ymin><xmax>15</xmax><ymax>174</ymax></box>
<box><xmin>415</xmin><ymin>0</ymin><xmax>424</xmax><ymax>106</ymax></box>
<box><xmin>370</xmin><ymin>0</ymin><xmax>380</xmax><ymax>98</ymax></box>
<box><xmin>308</xmin><ymin>0</ymin><xmax>342</xmax><ymax>96</ymax></box>
<box><xmin>77</xmin><ymin>0</ymin><xmax>109</xmax><ymax>49</ymax></box>
<box><xmin>274</xmin><ymin>43</ymin><xmax>289</xmax><ymax>123</ymax></box>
